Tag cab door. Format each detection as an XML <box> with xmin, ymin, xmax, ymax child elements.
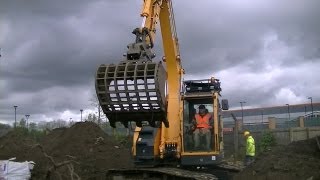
<box><xmin>180</xmin><ymin>96</ymin><xmax>223</xmax><ymax>166</ymax></box>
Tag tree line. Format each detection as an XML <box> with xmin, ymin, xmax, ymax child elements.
<box><xmin>9</xmin><ymin>113</ymin><xmax>104</xmax><ymax>131</ymax></box>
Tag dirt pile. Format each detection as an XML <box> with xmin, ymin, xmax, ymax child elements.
<box><xmin>234</xmin><ymin>136</ymin><xmax>320</xmax><ymax>180</ymax></box>
<box><xmin>0</xmin><ymin>130</ymin><xmax>37</xmax><ymax>161</ymax></box>
<box><xmin>0</xmin><ymin>122</ymin><xmax>134</xmax><ymax>179</ymax></box>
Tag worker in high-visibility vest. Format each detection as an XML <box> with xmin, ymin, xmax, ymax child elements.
<box><xmin>244</xmin><ymin>130</ymin><xmax>255</xmax><ymax>166</ymax></box>
<box><xmin>192</xmin><ymin>104</ymin><xmax>213</xmax><ymax>150</ymax></box>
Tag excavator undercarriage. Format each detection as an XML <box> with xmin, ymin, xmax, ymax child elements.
<box><xmin>106</xmin><ymin>167</ymin><xmax>219</xmax><ymax>180</ymax></box>
<box><xmin>106</xmin><ymin>165</ymin><xmax>242</xmax><ymax>180</ymax></box>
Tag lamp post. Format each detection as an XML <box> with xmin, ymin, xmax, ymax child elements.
<box><xmin>304</xmin><ymin>106</ymin><xmax>307</xmax><ymax>115</ymax></box>
<box><xmin>14</xmin><ymin>106</ymin><xmax>18</xmax><ymax>128</ymax></box>
<box><xmin>261</xmin><ymin>109</ymin><xmax>264</xmax><ymax>123</ymax></box>
<box><xmin>240</xmin><ymin>101</ymin><xmax>246</xmax><ymax>123</ymax></box>
<box><xmin>285</xmin><ymin>104</ymin><xmax>290</xmax><ymax>121</ymax></box>
<box><xmin>80</xmin><ymin>109</ymin><xmax>83</xmax><ymax>121</ymax></box>
<box><xmin>98</xmin><ymin>106</ymin><xmax>101</xmax><ymax>125</ymax></box>
<box><xmin>308</xmin><ymin>97</ymin><xmax>313</xmax><ymax>117</ymax></box>
<box><xmin>25</xmin><ymin>114</ymin><xmax>30</xmax><ymax>129</ymax></box>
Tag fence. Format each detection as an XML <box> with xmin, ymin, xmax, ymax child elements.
<box><xmin>223</xmin><ymin>125</ymin><xmax>320</xmax><ymax>159</ymax></box>
<box><xmin>222</xmin><ymin>115</ymin><xmax>320</xmax><ymax>159</ymax></box>
<box><xmin>305</xmin><ymin>117</ymin><xmax>320</xmax><ymax>127</ymax></box>
<box><xmin>223</xmin><ymin>116</ymin><xmax>320</xmax><ymax>132</ymax></box>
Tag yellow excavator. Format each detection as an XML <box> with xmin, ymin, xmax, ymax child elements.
<box><xmin>95</xmin><ymin>0</ymin><xmax>231</xmax><ymax>179</ymax></box>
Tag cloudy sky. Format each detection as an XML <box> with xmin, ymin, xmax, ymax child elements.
<box><xmin>1</xmin><ymin>0</ymin><xmax>319</xmax><ymax>125</ymax></box>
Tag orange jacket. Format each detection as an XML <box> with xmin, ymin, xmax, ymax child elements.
<box><xmin>195</xmin><ymin>113</ymin><xmax>212</xmax><ymax>129</ymax></box>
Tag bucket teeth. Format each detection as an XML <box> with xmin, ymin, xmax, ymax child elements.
<box><xmin>95</xmin><ymin>61</ymin><xmax>168</xmax><ymax>128</ymax></box>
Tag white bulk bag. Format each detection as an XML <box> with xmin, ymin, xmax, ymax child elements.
<box><xmin>0</xmin><ymin>158</ymin><xmax>35</xmax><ymax>180</ymax></box>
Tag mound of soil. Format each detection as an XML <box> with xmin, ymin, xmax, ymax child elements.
<box><xmin>0</xmin><ymin>122</ymin><xmax>134</xmax><ymax>179</ymax></box>
<box><xmin>234</xmin><ymin>136</ymin><xmax>320</xmax><ymax>180</ymax></box>
<box><xmin>0</xmin><ymin>130</ymin><xmax>36</xmax><ymax>161</ymax></box>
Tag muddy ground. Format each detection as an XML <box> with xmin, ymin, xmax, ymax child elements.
<box><xmin>233</xmin><ymin>135</ymin><xmax>320</xmax><ymax>180</ymax></box>
<box><xmin>0</xmin><ymin>122</ymin><xmax>133</xmax><ymax>179</ymax></box>
<box><xmin>1</xmin><ymin>122</ymin><xmax>320</xmax><ymax>180</ymax></box>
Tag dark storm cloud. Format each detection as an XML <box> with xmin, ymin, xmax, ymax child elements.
<box><xmin>172</xmin><ymin>0</ymin><xmax>320</xmax><ymax>75</ymax></box>
<box><xmin>171</xmin><ymin>0</ymin><xmax>320</xmax><ymax>110</ymax></box>
<box><xmin>1</xmin><ymin>0</ymin><xmax>320</xmax><ymax>123</ymax></box>
<box><xmin>1</xmin><ymin>0</ymin><xmax>140</xmax><ymax>92</ymax></box>
<box><xmin>0</xmin><ymin>0</ymin><xmax>143</xmax><ymax>123</ymax></box>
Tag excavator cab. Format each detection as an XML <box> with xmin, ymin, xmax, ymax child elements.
<box><xmin>183</xmin><ymin>103</ymin><xmax>214</xmax><ymax>152</ymax></box>
<box><xmin>181</xmin><ymin>79</ymin><xmax>228</xmax><ymax>166</ymax></box>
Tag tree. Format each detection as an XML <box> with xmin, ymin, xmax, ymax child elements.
<box><xmin>0</xmin><ymin>123</ymin><xmax>11</xmax><ymax>136</ymax></box>
<box><xmin>19</xmin><ymin>118</ymin><xmax>26</xmax><ymax>128</ymax></box>
<box><xmin>85</xmin><ymin>113</ymin><xmax>98</xmax><ymax>123</ymax></box>
<box><xmin>13</xmin><ymin>122</ymin><xmax>19</xmax><ymax>128</ymax></box>
<box><xmin>54</xmin><ymin>119</ymin><xmax>67</xmax><ymax>128</ymax></box>
<box><xmin>87</xmin><ymin>114</ymin><xmax>93</xmax><ymax>121</ymax></box>
<box><xmin>89</xmin><ymin>93</ymin><xmax>106</xmax><ymax>125</ymax></box>
<box><xmin>36</xmin><ymin>119</ymin><xmax>68</xmax><ymax>130</ymax></box>
<box><xmin>37</xmin><ymin>121</ymin><xmax>49</xmax><ymax>130</ymax></box>
<box><xmin>29</xmin><ymin>122</ymin><xmax>37</xmax><ymax>130</ymax></box>
<box><xmin>68</xmin><ymin>120</ymin><xmax>76</xmax><ymax>127</ymax></box>
<box><xmin>0</xmin><ymin>123</ymin><xmax>11</xmax><ymax>129</ymax></box>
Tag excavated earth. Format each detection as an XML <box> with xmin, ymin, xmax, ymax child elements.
<box><xmin>233</xmin><ymin>135</ymin><xmax>320</xmax><ymax>180</ymax></box>
<box><xmin>0</xmin><ymin>122</ymin><xmax>133</xmax><ymax>179</ymax></box>
<box><xmin>1</xmin><ymin>122</ymin><xmax>320</xmax><ymax>180</ymax></box>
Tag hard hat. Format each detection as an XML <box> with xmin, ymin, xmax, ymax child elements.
<box><xmin>244</xmin><ymin>131</ymin><xmax>250</xmax><ymax>136</ymax></box>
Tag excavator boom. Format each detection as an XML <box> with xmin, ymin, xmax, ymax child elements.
<box><xmin>95</xmin><ymin>0</ymin><xmax>180</xmax><ymax>130</ymax></box>
<box><xmin>95</xmin><ymin>0</ymin><xmax>183</xmax><ymax>160</ymax></box>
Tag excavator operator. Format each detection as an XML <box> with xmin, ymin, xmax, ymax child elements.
<box><xmin>192</xmin><ymin>105</ymin><xmax>213</xmax><ymax>150</ymax></box>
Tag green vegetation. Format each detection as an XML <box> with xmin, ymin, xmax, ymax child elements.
<box><xmin>257</xmin><ymin>131</ymin><xmax>276</xmax><ymax>153</ymax></box>
<box><xmin>115</xmin><ymin>133</ymin><xmax>132</xmax><ymax>147</ymax></box>
<box><xmin>12</xmin><ymin>126</ymin><xmax>46</xmax><ymax>142</ymax></box>
<box><xmin>9</xmin><ymin>118</ymin><xmax>46</xmax><ymax>142</ymax></box>
<box><xmin>0</xmin><ymin>123</ymin><xmax>11</xmax><ymax>129</ymax></box>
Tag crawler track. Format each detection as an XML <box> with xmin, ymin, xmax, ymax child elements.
<box><xmin>106</xmin><ymin>163</ymin><xmax>243</xmax><ymax>180</ymax></box>
<box><xmin>107</xmin><ymin>167</ymin><xmax>218</xmax><ymax>180</ymax></box>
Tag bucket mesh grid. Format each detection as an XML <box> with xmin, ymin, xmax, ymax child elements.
<box><xmin>95</xmin><ymin>61</ymin><xmax>167</xmax><ymax>127</ymax></box>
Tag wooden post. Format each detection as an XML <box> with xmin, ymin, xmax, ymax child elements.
<box><xmin>113</xmin><ymin>128</ymin><xmax>116</xmax><ymax>136</ymax></box>
<box><xmin>299</xmin><ymin>116</ymin><xmax>304</xmax><ymax>128</ymax></box>
<box><xmin>289</xmin><ymin>128</ymin><xmax>293</xmax><ymax>142</ymax></box>
<box><xmin>238</xmin><ymin>120</ymin><xmax>243</xmax><ymax>131</ymax></box>
<box><xmin>231</xmin><ymin>113</ymin><xmax>239</xmax><ymax>161</ymax></box>
<box><xmin>268</xmin><ymin>117</ymin><xmax>276</xmax><ymax>129</ymax></box>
